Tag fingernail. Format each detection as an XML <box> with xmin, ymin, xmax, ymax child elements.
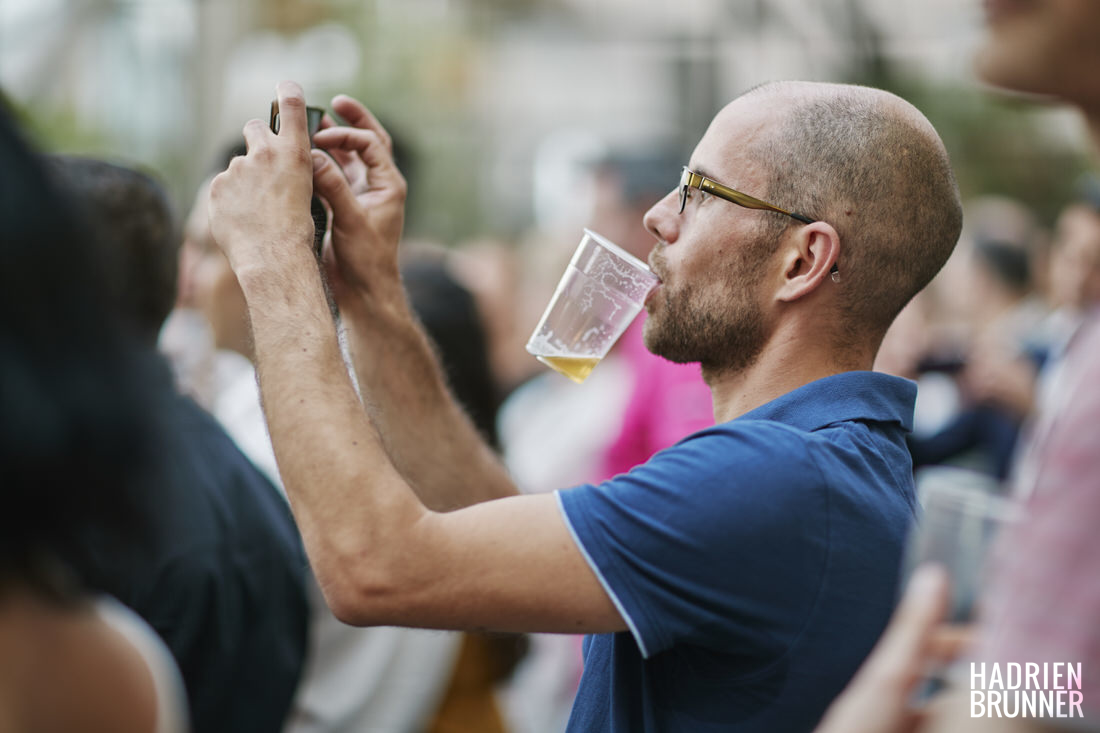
<box><xmin>311</xmin><ymin>151</ymin><xmax>327</xmax><ymax>171</ymax></box>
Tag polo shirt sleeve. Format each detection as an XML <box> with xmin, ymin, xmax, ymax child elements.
<box><xmin>557</xmin><ymin>422</ymin><xmax>830</xmax><ymax>659</ymax></box>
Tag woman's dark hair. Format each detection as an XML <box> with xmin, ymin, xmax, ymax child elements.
<box><xmin>402</xmin><ymin>258</ymin><xmax>500</xmax><ymax>449</ymax></box>
<box><xmin>0</xmin><ymin>109</ymin><xmax>165</xmax><ymax>602</ymax></box>
<box><xmin>974</xmin><ymin>237</ymin><xmax>1032</xmax><ymax>295</ymax></box>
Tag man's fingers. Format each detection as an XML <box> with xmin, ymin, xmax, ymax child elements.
<box><xmin>314</xmin><ymin>117</ymin><xmax>363</xmax><ymax>180</ymax></box>
<box><xmin>331</xmin><ymin>94</ymin><xmax>393</xmax><ymax>150</ymax></box>
<box><xmin>327</xmin><ymin>146</ymin><xmax>369</xmax><ymax>192</ymax></box>
<box><xmin>927</xmin><ymin>624</ymin><xmax>974</xmax><ymax>664</ymax></box>
<box><xmin>274</xmin><ymin>81</ymin><xmax>310</xmax><ymax>144</ymax></box>
<box><xmin>312</xmin><ymin>127</ymin><xmax>403</xmax><ymax>190</ymax></box>
<box><xmin>311</xmin><ymin>151</ymin><xmax>365</xmax><ymax>221</ymax></box>
<box><xmin>242</xmin><ymin>119</ymin><xmax>271</xmax><ymax>152</ymax></box>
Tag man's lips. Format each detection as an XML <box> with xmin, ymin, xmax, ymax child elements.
<box><xmin>644</xmin><ymin>281</ymin><xmax>662</xmax><ymax>307</ymax></box>
<box><xmin>646</xmin><ymin>246</ymin><xmax>666</xmax><ymax>308</ymax></box>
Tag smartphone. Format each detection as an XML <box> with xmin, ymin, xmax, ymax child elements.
<box><xmin>269</xmin><ymin>100</ymin><xmax>327</xmax><ymax>258</ymax></box>
<box><xmin>269</xmin><ymin>100</ymin><xmax>325</xmax><ymax>139</ymax></box>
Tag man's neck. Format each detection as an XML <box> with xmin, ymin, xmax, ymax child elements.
<box><xmin>703</xmin><ymin>329</ymin><xmax>876</xmax><ymax>424</ymax></box>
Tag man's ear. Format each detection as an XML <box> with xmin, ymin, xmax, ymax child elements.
<box><xmin>775</xmin><ymin>222</ymin><xmax>840</xmax><ymax>303</ymax></box>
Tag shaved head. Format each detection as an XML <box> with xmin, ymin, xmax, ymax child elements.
<box><xmin>743</xmin><ymin>82</ymin><xmax>963</xmax><ymax>335</ymax></box>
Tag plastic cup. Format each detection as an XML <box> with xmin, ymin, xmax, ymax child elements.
<box><xmin>903</xmin><ymin>467</ymin><xmax>1021</xmax><ymax>700</ymax></box>
<box><xmin>525</xmin><ymin>229</ymin><xmax>659</xmax><ymax>384</ymax></box>
<box><xmin>904</xmin><ymin>467</ymin><xmax>1020</xmax><ymax>623</ymax></box>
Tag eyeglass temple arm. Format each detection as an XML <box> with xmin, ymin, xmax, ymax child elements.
<box><xmin>699</xmin><ymin>178</ymin><xmax>815</xmax><ymax>225</ymax></box>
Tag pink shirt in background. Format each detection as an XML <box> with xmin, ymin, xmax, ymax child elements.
<box><xmin>977</xmin><ymin>312</ymin><xmax>1100</xmax><ymax>720</ymax></box>
<box><xmin>597</xmin><ymin>316</ymin><xmax>715</xmax><ymax>482</ymax></box>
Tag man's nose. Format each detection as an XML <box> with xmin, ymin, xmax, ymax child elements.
<box><xmin>643</xmin><ymin>189</ymin><xmax>679</xmax><ymax>247</ymax></box>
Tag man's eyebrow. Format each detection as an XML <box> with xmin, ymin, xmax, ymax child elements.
<box><xmin>692</xmin><ymin>166</ymin><xmax>720</xmax><ymax>183</ymax></box>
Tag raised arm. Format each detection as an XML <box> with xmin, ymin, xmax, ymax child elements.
<box><xmin>340</xmin><ymin>285</ymin><xmax>517</xmax><ymax>509</ymax></box>
<box><xmin>206</xmin><ymin>81</ymin><xmax>622</xmax><ymax>634</ymax></box>
<box><xmin>309</xmin><ymin>95</ymin><xmax>515</xmax><ymax>510</ymax></box>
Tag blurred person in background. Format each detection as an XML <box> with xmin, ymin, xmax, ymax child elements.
<box><xmin>1002</xmin><ymin>189</ymin><xmax>1100</xmax><ymax>427</ymax></box>
<box><xmin>449</xmin><ymin>237</ymin><xmax>537</xmax><ymax>399</ymax></box>
<box><xmin>48</xmin><ymin>155</ymin><xmax>310</xmax><ymax>733</ymax></box>
<box><xmin>177</xmin><ymin>163</ymin><xmax>467</xmax><ymax>732</ymax></box>
<box><xmin>159</xmin><ymin>196</ymin><xmax>221</xmax><ymax>409</ymax></box>
<box><xmin>208</xmin><ymin>80</ymin><xmax>961</xmax><ymax>732</ymax></box>
<box><xmin>818</xmin><ymin>0</ymin><xmax>1100</xmax><ymax>730</ymax></box>
<box><xmin>906</xmin><ymin>197</ymin><xmax>1049</xmax><ymax>481</ymax></box>
<box><xmin>1041</xmin><ymin>191</ymin><xmax>1100</xmax><ymax>352</ymax></box>
<box><xmin>0</xmin><ymin>107</ymin><xmax>186</xmax><ymax>732</ymax></box>
<box><xmin>956</xmin><ymin>189</ymin><xmax>1100</xmax><ymax>461</ymax></box>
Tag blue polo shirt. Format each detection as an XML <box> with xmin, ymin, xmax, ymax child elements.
<box><xmin>557</xmin><ymin>371</ymin><xmax>917</xmax><ymax>732</ymax></box>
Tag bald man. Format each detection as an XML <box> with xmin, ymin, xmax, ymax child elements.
<box><xmin>207</xmin><ymin>80</ymin><xmax>961</xmax><ymax>732</ymax></box>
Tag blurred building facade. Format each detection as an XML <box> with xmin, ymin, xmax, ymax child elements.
<box><xmin>1</xmin><ymin>0</ymin><xmax>1091</xmax><ymax>243</ymax></box>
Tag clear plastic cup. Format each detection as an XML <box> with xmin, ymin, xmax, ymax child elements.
<box><xmin>905</xmin><ymin>467</ymin><xmax>1020</xmax><ymax>623</ymax></box>
<box><xmin>525</xmin><ymin>229</ymin><xmax>659</xmax><ymax>384</ymax></box>
<box><xmin>903</xmin><ymin>467</ymin><xmax>1021</xmax><ymax>700</ymax></box>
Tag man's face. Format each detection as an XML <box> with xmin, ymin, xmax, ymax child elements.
<box><xmin>976</xmin><ymin>0</ymin><xmax>1100</xmax><ymax>104</ymax></box>
<box><xmin>185</xmin><ymin>184</ymin><xmax>250</xmax><ymax>356</ymax></box>
<box><xmin>640</xmin><ymin>99</ymin><xmax>783</xmax><ymax>373</ymax></box>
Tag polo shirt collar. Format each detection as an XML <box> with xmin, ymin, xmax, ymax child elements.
<box><xmin>735</xmin><ymin>371</ymin><xmax>916</xmax><ymax>433</ymax></box>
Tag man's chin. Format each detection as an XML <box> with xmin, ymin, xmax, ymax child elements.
<box><xmin>642</xmin><ymin>331</ymin><xmax>696</xmax><ymax>365</ymax></box>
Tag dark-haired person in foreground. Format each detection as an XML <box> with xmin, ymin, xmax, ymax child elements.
<box><xmin>48</xmin><ymin>156</ymin><xmax>310</xmax><ymax>733</ymax></box>
<box><xmin>208</xmin><ymin>80</ymin><xmax>962</xmax><ymax>731</ymax></box>
<box><xmin>0</xmin><ymin>108</ymin><xmax>186</xmax><ymax>732</ymax></box>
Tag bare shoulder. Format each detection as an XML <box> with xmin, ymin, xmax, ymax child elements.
<box><xmin>0</xmin><ymin>589</ymin><xmax>163</xmax><ymax>733</ymax></box>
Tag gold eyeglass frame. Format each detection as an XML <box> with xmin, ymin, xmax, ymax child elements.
<box><xmin>678</xmin><ymin>166</ymin><xmax>815</xmax><ymax>225</ymax></box>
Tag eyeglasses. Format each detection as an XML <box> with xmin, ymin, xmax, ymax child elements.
<box><xmin>678</xmin><ymin>166</ymin><xmax>815</xmax><ymax>225</ymax></box>
<box><xmin>678</xmin><ymin>166</ymin><xmax>839</xmax><ymax>277</ymax></box>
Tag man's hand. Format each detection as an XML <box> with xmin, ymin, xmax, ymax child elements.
<box><xmin>965</xmin><ymin>347</ymin><xmax>1037</xmax><ymax>420</ymax></box>
<box><xmin>208</xmin><ymin>81</ymin><xmax>316</xmax><ymax>276</ymax></box>
<box><xmin>815</xmin><ymin>565</ymin><xmax>964</xmax><ymax>733</ymax></box>
<box><xmin>310</xmin><ymin>95</ymin><xmax>407</xmax><ymax>309</ymax></box>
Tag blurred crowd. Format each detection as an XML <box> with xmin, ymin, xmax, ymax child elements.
<box><xmin>877</xmin><ymin>184</ymin><xmax>1100</xmax><ymax>487</ymax></box>
<box><xmin>3</xmin><ymin>0</ymin><xmax>1100</xmax><ymax>731</ymax></box>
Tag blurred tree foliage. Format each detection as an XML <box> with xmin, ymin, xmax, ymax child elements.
<box><xmin>4</xmin><ymin>96</ymin><xmax>112</xmax><ymax>161</ymax></box>
<box><xmin>7</xmin><ymin>93</ymin><xmax>196</xmax><ymax>216</ymax></box>
<box><xmin>902</xmin><ymin>85</ymin><xmax>1090</xmax><ymax>229</ymax></box>
<box><xmin>316</xmin><ymin>4</ymin><xmax>488</xmax><ymax>242</ymax></box>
